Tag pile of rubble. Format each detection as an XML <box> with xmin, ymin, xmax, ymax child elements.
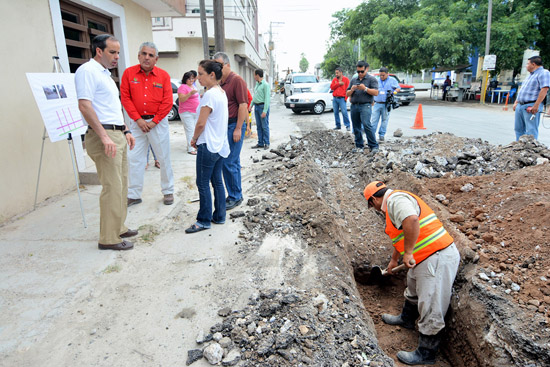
<box><xmin>186</xmin><ymin>289</ymin><xmax>392</xmax><ymax>367</ymax></box>
<box><xmin>185</xmin><ymin>130</ymin><xmax>550</xmax><ymax>366</ymax></box>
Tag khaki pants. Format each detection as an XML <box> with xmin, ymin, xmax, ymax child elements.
<box><xmin>86</xmin><ymin>128</ymin><xmax>128</xmax><ymax>244</ymax></box>
<box><xmin>404</xmin><ymin>243</ymin><xmax>460</xmax><ymax>335</ymax></box>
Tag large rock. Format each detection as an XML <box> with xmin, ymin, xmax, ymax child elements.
<box><xmin>203</xmin><ymin>343</ymin><xmax>223</xmax><ymax>365</ymax></box>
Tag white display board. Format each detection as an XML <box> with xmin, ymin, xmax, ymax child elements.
<box><xmin>482</xmin><ymin>55</ymin><xmax>497</xmax><ymax>71</ymax></box>
<box><xmin>26</xmin><ymin>73</ymin><xmax>87</xmax><ymax>143</ymax></box>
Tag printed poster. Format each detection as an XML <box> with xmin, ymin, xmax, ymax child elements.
<box><xmin>26</xmin><ymin>73</ymin><xmax>87</xmax><ymax>143</ymax></box>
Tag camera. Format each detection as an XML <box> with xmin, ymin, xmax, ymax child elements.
<box><xmin>386</xmin><ymin>89</ymin><xmax>400</xmax><ymax>112</ymax></box>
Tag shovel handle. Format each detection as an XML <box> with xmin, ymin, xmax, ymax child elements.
<box><xmin>382</xmin><ymin>259</ymin><xmax>416</xmax><ymax>275</ymax></box>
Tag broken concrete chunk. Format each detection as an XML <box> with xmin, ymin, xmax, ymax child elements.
<box><xmin>203</xmin><ymin>343</ymin><xmax>223</xmax><ymax>365</ymax></box>
<box><xmin>221</xmin><ymin>349</ymin><xmax>241</xmax><ymax>366</ymax></box>
<box><xmin>218</xmin><ymin>307</ymin><xmax>231</xmax><ymax>317</ymax></box>
<box><xmin>312</xmin><ymin>294</ymin><xmax>328</xmax><ymax>313</ymax></box>
<box><xmin>186</xmin><ymin>349</ymin><xmax>203</xmax><ymax>365</ymax></box>
<box><xmin>460</xmin><ymin>183</ymin><xmax>474</xmax><ymax>192</ymax></box>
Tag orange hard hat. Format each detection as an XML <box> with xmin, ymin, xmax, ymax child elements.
<box><xmin>363</xmin><ymin>181</ymin><xmax>387</xmax><ymax>204</ymax></box>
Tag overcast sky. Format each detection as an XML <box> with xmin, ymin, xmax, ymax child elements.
<box><xmin>257</xmin><ymin>0</ymin><xmax>363</xmax><ymax>76</ymax></box>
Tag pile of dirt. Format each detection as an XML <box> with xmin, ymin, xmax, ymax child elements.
<box><xmin>188</xmin><ymin>130</ymin><xmax>550</xmax><ymax>366</ymax></box>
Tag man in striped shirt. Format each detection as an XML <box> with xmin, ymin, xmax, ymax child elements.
<box><xmin>513</xmin><ymin>56</ymin><xmax>549</xmax><ymax>140</ymax></box>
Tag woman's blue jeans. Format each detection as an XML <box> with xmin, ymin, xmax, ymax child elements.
<box><xmin>196</xmin><ymin>144</ymin><xmax>226</xmax><ymax>226</ymax></box>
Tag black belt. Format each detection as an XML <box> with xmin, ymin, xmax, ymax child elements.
<box><xmin>334</xmin><ymin>96</ymin><xmax>345</xmax><ymax>98</ymax></box>
<box><xmin>352</xmin><ymin>102</ymin><xmax>371</xmax><ymax>105</ymax></box>
<box><xmin>255</xmin><ymin>103</ymin><xmax>264</xmax><ymax>105</ymax></box>
<box><xmin>141</xmin><ymin>114</ymin><xmax>155</xmax><ymax>119</ymax></box>
<box><xmin>101</xmin><ymin>124</ymin><xmax>124</xmax><ymax>131</ymax></box>
<box><xmin>375</xmin><ymin>101</ymin><xmax>386</xmax><ymax>104</ymax></box>
<box><xmin>519</xmin><ymin>100</ymin><xmax>537</xmax><ymax>105</ymax></box>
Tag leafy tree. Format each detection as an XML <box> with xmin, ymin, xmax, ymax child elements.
<box><xmin>299</xmin><ymin>53</ymin><xmax>309</xmax><ymax>73</ymax></box>
<box><xmin>323</xmin><ymin>0</ymin><xmax>545</xmax><ymax>76</ymax></box>
<box><xmin>538</xmin><ymin>0</ymin><xmax>550</xmax><ymax>64</ymax></box>
<box><xmin>320</xmin><ymin>38</ymin><xmax>357</xmax><ymax>78</ymax></box>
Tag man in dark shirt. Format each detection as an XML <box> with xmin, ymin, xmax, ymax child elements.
<box><xmin>213</xmin><ymin>52</ymin><xmax>249</xmax><ymax>210</ymax></box>
<box><xmin>346</xmin><ymin>61</ymin><xmax>379</xmax><ymax>153</ymax></box>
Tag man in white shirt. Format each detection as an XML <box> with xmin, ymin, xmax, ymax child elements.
<box><xmin>75</xmin><ymin>34</ymin><xmax>137</xmax><ymax>251</ymax></box>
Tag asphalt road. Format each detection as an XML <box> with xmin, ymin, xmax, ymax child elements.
<box><xmin>275</xmin><ymin>91</ymin><xmax>550</xmax><ymax>147</ymax></box>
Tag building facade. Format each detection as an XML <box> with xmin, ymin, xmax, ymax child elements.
<box><xmin>152</xmin><ymin>0</ymin><xmax>270</xmax><ymax>88</ymax></box>
<box><xmin>0</xmin><ymin>0</ymin><xmax>185</xmax><ymax>223</ymax></box>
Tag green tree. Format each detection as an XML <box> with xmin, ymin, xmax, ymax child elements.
<box><xmin>324</xmin><ymin>0</ymin><xmax>545</xmax><ymax>76</ymax></box>
<box><xmin>538</xmin><ymin>0</ymin><xmax>550</xmax><ymax>64</ymax></box>
<box><xmin>320</xmin><ymin>38</ymin><xmax>357</xmax><ymax>78</ymax></box>
<box><xmin>299</xmin><ymin>53</ymin><xmax>309</xmax><ymax>72</ymax></box>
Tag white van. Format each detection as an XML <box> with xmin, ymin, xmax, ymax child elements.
<box><xmin>283</xmin><ymin>73</ymin><xmax>319</xmax><ymax>101</ymax></box>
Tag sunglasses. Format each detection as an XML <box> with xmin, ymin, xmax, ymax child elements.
<box><xmin>356</xmin><ymin>69</ymin><xmax>366</xmax><ymax>74</ymax></box>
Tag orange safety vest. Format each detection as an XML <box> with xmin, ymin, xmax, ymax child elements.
<box><xmin>385</xmin><ymin>190</ymin><xmax>453</xmax><ymax>264</ymax></box>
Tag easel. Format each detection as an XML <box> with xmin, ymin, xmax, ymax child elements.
<box><xmin>34</xmin><ymin>56</ymin><xmax>87</xmax><ymax>228</ymax></box>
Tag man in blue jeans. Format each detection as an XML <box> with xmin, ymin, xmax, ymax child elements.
<box><xmin>371</xmin><ymin>67</ymin><xmax>400</xmax><ymax>142</ymax></box>
<box><xmin>213</xmin><ymin>52</ymin><xmax>249</xmax><ymax>210</ymax></box>
<box><xmin>347</xmin><ymin>61</ymin><xmax>379</xmax><ymax>154</ymax></box>
<box><xmin>330</xmin><ymin>67</ymin><xmax>351</xmax><ymax>131</ymax></box>
<box><xmin>513</xmin><ymin>55</ymin><xmax>549</xmax><ymax>140</ymax></box>
<box><xmin>250</xmin><ymin>68</ymin><xmax>271</xmax><ymax>149</ymax></box>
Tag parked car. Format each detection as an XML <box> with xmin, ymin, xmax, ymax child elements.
<box><xmin>283</xmin><ymin>73</ymin><xmax>319</xmax><ymax>101</ymax></box>
<box><xmin>284</xmin><ymin>82</ymin><xmax>350</xmax><ymax>114</ymax></box>
<box><xmin>168</xmin><ymin>78</ymin><xmax>181</xmax><ymax>121</ymax></box>
<box><xmin>371</xmin><ymin>73</ymin><xmax>416</xmax><ymax>105</ymax></box>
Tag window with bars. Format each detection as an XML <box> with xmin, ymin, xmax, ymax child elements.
<box><xmin>60</xmin><ymin>0</ymin><xmax>118</xmax><ymax>82</ymax></box>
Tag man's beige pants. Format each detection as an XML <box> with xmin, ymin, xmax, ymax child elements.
<box><xmin>404</xmin><ymin>243</ymin><xmax>460</xmax><ymax>335</ymax></box>
<box><xmin>86</xmin><ymin>128</ymin><xmax>129</xmax><ymax>244</ymax></box>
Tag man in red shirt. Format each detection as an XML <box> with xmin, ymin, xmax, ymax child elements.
<box><xmin>121</xmin><ymin>42</ymin><xmax>175</xmax><ymax>206</ymax></box>
<box><xmin>330</xmin><ymin>67</ymin><xmax>351</xmax><ymax>131</ymax></box>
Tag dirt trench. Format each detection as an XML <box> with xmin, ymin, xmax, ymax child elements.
<box><xmin>238</xmin><ymin>130</ymin><xmax>550</xmax><ymax>366</ymax></box>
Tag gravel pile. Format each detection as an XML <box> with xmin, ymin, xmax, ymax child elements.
<box><xmin>187</xmin><ymin>289</ymin><xmax>392</xmax><ymax>366</ymax></box>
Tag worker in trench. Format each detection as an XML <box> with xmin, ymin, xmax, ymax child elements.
<box><xmin>363</xmin><ymin>181</ymin><xmax>460</xmax><ymax>365</ymax></box>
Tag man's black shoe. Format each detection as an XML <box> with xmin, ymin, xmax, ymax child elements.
<box><xmin>251</xmin><ymin>144</ymin><xmax>264</xmax><ymax>149</ymax></box>
<box><xmin>226</xmin><ymin>198</ymin><xmax>243</xmax><ymax>210</ymax></box>
<box><xmin>333</xmin><ymin>127</ymin><xmax>341</xmax><ymax>130</ymax></box>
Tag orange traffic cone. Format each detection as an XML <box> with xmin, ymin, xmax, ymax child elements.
<box><xmin>411</xmin><ymin>104</ymin><xmax>426</xmax><ymax>129</ymax></box>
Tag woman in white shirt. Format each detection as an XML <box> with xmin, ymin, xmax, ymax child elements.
<box><xmin>186</xmin><ymin>60</ymin><xmax>230</xmax><ymax>233</ymax></box>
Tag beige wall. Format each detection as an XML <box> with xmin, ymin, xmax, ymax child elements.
<box><xmin>112</xmin><ymin>0</ymin><xmax>153</xmax><ymax>66</ymax></box>
<box><xmin>156</xmin><ymin>39</ymin><xmax>254</xmax><ymax>89</ymax></box>
<box><xmin>0</xmin><ymin>1</ymin><xmax>75</xmax><ymax>223</ymax></box>
<box><xmin>0</xmin><ymin>0</ymin><xmax>154</xmax><ymax>224</ymax></box>
<box><xmin>156</xmin><ymin>38</ymin><xmax>206</xmax><ymax>80</ymax></box>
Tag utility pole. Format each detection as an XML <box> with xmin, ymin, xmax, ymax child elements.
<box><xmin>268</xmin><ymin>22</ymin><xmax>284</xmax><ymax>89</ymax></box>
<box><xmin>213</xmin><ymin>0</ymin><xmax>225</xmax><ymax>52</ymax></box>
<box><xmin>481</xmin><ymin>0</ymin><xmax>492</xmax><ymax>104</ymax></box>
<box><xmin>199</xmin><ymin>0</ymin><xmax>209</xmax><ymax>59</ymax></box>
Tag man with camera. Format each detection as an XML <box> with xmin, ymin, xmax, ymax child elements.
<box><xmin>371</xmin><ymin>67</ymin><xmax>400</xmax><ymax>142</ymax></box>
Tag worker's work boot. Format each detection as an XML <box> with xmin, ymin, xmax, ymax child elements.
<box><xmin>396</xmin><ymin>332</ymin><xmax>441</xmax><ymax>365</ymax></box>
<box><xmin>381</xmin><ymin>300</ymin><xmax>419</xmax><ymax>329</ymax></box>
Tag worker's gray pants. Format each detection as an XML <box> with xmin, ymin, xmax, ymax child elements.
<box><xmin>404</xmin><ymin>243</ymin><xmax>460</xmax><ymax>335</ymax></box>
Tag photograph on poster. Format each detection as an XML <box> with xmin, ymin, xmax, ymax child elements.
<box><xmin>43</xmin><ymin>85</ymin><xmax>59</xmax><ymax>100</ymax></box>
<box><xmin>27</xmin><ymin>73</ymin><xmax>87</xmax><ymax>143</ymax></box>
<box><xmin>57</xmin><ymin>84</ymin><xmax>67</xmax><ymax>98</ymax></box>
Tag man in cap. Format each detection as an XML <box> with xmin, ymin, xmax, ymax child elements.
<box><xmin>363</xmin><ymin>181</ymin><xmax>460</xmax><ymax>365</ymax></box>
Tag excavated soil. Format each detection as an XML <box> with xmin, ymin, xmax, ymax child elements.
<box><xmin>190</xmin><ymin>131</ymin><xmax>550</xmax><ymax>366</ymax></box>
